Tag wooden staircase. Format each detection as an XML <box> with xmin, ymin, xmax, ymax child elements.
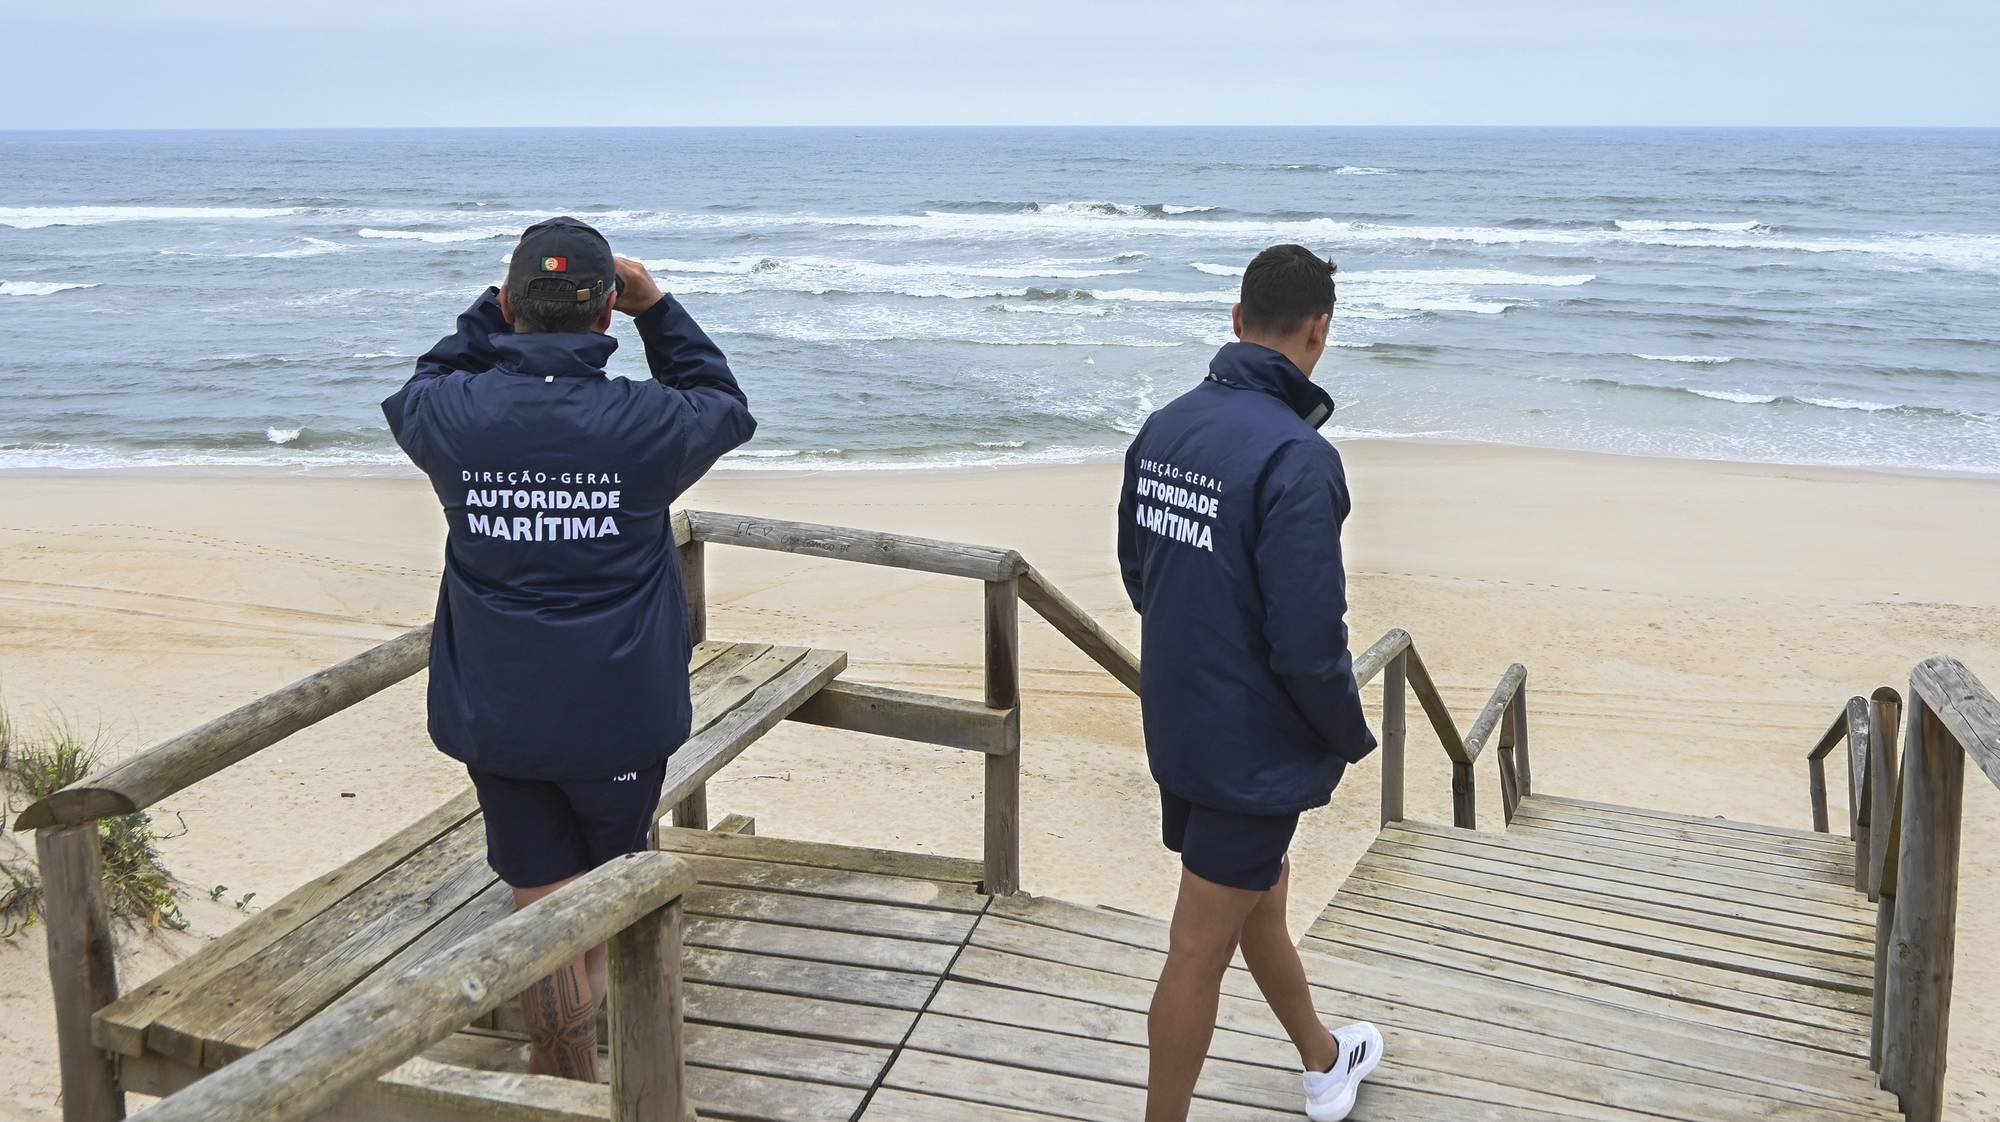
<box><xmin>1296</xmin><ymin>794</ymin><xmax>1898</xmax><ymax>1120</ymax></box>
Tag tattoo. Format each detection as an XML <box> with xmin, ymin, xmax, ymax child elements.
<box><xmin>521</xmin><ymin>966</ymin><xmax>602</xmax><ymax>1082</ymax></box>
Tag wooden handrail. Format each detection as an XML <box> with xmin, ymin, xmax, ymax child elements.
<box><xmin>123</xmin><ymin>851</ymin><xmax>695</xmax><ymax>1122</ymax></box>
<box><xmin>1351</xmin><ymin>629</ymin><xmax>1505</xmax><ymax>829</ymax></box>
<box><xmin>1873</xmin><ymin>658</ymin><xmax>2000</xmax><ymax>1122</ymax></box>
<box><xmin>15</xmin><ymin>624</ymin><xmax>433</xmax><ymax>831</ymax></box>
<box><xmin>1464</xmin><ymin>664</ymin><xmax>1531</xmax><ymax>824</ymax></box>
<box><xmin>1018</xmin><ymin>565</ymin><xmax>1141</xmax><ymax>695</ymax></box>
<box><xmin>685</xmin><ymin>509</ymin><xmax>1026</xmax><ymax>582</ymax></box>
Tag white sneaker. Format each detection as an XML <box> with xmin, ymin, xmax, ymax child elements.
<box><xmin>1301</xmin><ymin>1022</ymin><xmax>1383</xmax><ymax>1122</ymax></box>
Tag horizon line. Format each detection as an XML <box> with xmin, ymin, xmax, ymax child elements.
<box><xmin>5</xmin><ymin>122</ymin><xmax>1998</xmax><ymax>134</ymax></box>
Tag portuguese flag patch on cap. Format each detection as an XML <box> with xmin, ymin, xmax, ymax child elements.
<box><xmin>541</xmin><ymin>256</ymin><xmax>568</xmax><ymax>273</ymax></box>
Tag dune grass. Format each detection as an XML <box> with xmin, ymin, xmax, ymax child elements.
<box><xmin>0</xmin><ymin>697</ymin><xmax>185</xmax><ymax>937</ymax></box>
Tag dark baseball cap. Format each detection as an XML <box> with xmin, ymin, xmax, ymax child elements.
<box><xmin>506</xmin><ymin>216</ymin><xmax>617</xmax><ymax>304</ymax></box>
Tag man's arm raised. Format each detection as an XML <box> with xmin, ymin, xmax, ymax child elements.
<box><xmin>616</xmin><ymin>257</ymin><xmax>756</xmax><ymax>497</ymax></box>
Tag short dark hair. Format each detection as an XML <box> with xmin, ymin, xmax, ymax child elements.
<box><xmin>1239</xmin><ymin>244</ymin><xmax>1336</xmax><ymax>335</ymax></box>
<box><xmin>510</xmin><ymin>277</ymin><xmax>614</xmax><ymax>333</ymax></box>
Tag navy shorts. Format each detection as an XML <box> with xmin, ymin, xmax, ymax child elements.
<box><xmin>1160</xmin><ymin>789</ymin><xmax>1300</xmax><ymax>892</ymax></box>
<box><xmin>469</xmin><ymin>763</ymin><xmax>669</xmax><ymax>888</ymax></box>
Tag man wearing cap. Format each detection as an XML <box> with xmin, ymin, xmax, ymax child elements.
<box><xmin>383</xmin><ymin>217</ymin><xmax>754</xmax><ymax>1081</ymax></box>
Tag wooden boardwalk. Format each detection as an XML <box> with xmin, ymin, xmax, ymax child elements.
<box><xmin>95</xmin><ymin>783</ymin><xmax>1905</xmax><ymax>1120</ymax></box>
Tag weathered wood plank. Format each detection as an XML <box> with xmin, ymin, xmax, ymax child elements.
<box><xmin>685</xmin><ymin>915</ymin><xmax>960</xmax><ymax>975</ymax></box>
<box><xmin>1522</xmin><ymin>795</ymin><xmax>1841</xmax><ymax>846</ymax></box>
<box><xmin>122</xmin><ymin>853</ymin><xmax>694</xmax><ymax>1122</ymax></box>
<box><xmin>948</xmin><ymin>946</ymin><xmax>1896</xmax><ymax>1110</ymax></box>
<box><xmin>657</xmin><ymin>826</ymin><xmax>984</xmax><ymax>887</ymax></box>
<box><xmin>1344</xmin><ymin>859</ymin><xmax>1873</xmax><ymax>991</ymax></box>
<box><xmin>98</xmin><ymin>787</ymin><xmax>482</xmax><ymax>1057</ymax></box>
<box><xmin>925</xmin><ymin>978</ymin><xmax>1894</xmax><ymax>1120</ymax></box>
<box><xmin>654</xmin><ymin>650</ymin><xmax>848</xmax><ymax>820</ymax></box>
<box><xmin>1392</xmin><ymin>820</ymin><xmax>1865</xmax><ymax>911</ymax></box>
<box><xmin>18</xmin><ymin>626</ymin><xmax>433</xmax><ymax>830</ymax></box>
<box><xmin>1323</xmin><ymin>882</ymin><xmax>1871</xmax><ymax>1016</ymax></box>
<box><xmin>1507</xmin><ymin>816</ymin><xmax>1853</xmax><ymax>881</ymax></box>
<box><xmin>199</xmin><ymin>818</ymin><xmax>501</xmax><ymax>1065</ymax></box>
<box><xmin>37</xmin><ymin>824</ymin><xmax>124</xmax><ymax>1122</ymax></box>
<box><xmin>681</xmin><ymin>883</ymin><xmax>977</xmax><ymax>944</ymax></box>
<box><xmin>1017</xmin><ymin>565</ymin><xmax>1141</xmax><ymax>695</ymax></box>
<box><xmin>1514</xmin><ymin>798</ymin><xmax>1852</xmax><ymax>862</ymax></box>
<box><xmin>1881</xmin><ymin>697</ymin><xmax>1967</xmax><ymax>1122</ymax></box>
<box><xmin>676</xmin><ymin>853</ymin><xmax>988</xmax><ymax>914</ymax></box>
<box><xmin>683</xmin><ymin>981</ymin><xmax>915</xmax><ymax>1048</ymax></box>
<box><xmin>1367</xmin><ymin>836</ymin><xmax>1876</xmax><ymax>951</ymax></box>
<box><xmin>432</xmin><ymin>1021</ymin><xmax>891</xmax><ymax>1094</ymax></box>
<box><xmin>1305</xmin><ymin>913</ymin><xmax>1869</xmax><ymax>1055</ymax></box>
<box><xmin>685</xmin><ymin>510</ymin><xmax>1027</xmax><ymax>582</ymax></box>
<box><xmin>123</xmin><ymin>1052</ymin><xmax>608</xmax><ymax>1122</ymax></box>
<box><xmin>883</xmin><ymin>1049</ymin><xmax>1300</xmax><ymax>1122</ymax></box>
<box><xmin>1909</xmin><ymin>655</ymin><xmax>2000</xmax><ymax>789</ymax></box>
<box><xmin>787</xmin><ymin>679</ymin><xmax>1019</xmax><ymax>755</ymax></box>
<box><xmin>862</xmin><ymin>1088</ymin><xmax>1070</xmax><ymax>1122</ymax></box>
<box><xmin>149</xmin><ymin>814</ymin><xmax>493</xmax><ymax>1068</ymax></box>
<box><xmin>683</xmin><ymin>945</ymin><xmax>941</xmax><ymax>1010</ymax></box>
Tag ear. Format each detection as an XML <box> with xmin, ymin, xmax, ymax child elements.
<box><xmin>1231</xmin><ymin>303</ymin><xmax>1244</xmax><ymax>340</ymax></box>
<box><xmin>1307</xmin><ymin>311</ymin><xmax>1330</xmax><ymax>351</ymax></box>
<box><xmin>498</xmin><ymin>283</ymin><xmax>518</xmax><ymax>327</ymax></box>
<box><xmin>594</xmin><ymin>299</ymin><xmax>616</xmax><ymax>333</ymax></box>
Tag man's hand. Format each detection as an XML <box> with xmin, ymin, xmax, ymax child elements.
<box><xmin>614</xmin><ymin>257</ymin><xmax>665</xmax><ymax>317</ymax></box>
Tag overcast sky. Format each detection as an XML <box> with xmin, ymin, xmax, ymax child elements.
<box><xmin>8</xmin><ymin>0</ymin><xmax>1997</xmax><ymax>129</ymax></box>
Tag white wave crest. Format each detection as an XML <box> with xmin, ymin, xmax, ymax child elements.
<box><xmin>0</xmin><ymin>280</ymin><xmax>98</xmax><ymax>297</ymax></box>
<box><xmin>1616</xmin><ymin>219</ymin><xmax>1767</xmax><ymax>233</ymax></box>
<box><xmin>1347</xmin><ymin>268</ymin><xmax>1595</xmax><ymax>287</ymax></box>
<box><xmin>1690</xmin><ymin>389</ymin><xmax>1779</xmax><ymax>404</ymax></box>
<box><xmin>266</xmin><ymin>427</ymin><xmax>302</xmax><ymax>445</ymax></box>
<box><xmin>357</xmin><ymin>226</ymin><xmax>513</xmax><ymax>244</ymax></box>
<box><xmin>1090</xmin><ymin>288</ymin><xmax>1237</xmax><ymax>304</ymax></box>
<box><xmin>1160</xmin><ymin>204</ymin><xmax>1218</xmax><ymax>215</ymax></box>
<box><xmin>1191</xmin><ymin>262</ymin><xmax>1246</xmax><ymax>277</ymax></box>
<box><xmin>1335</xmin><ymin>166</ymin><xmax>1395</xmax><ymax>176</ymax></box>
<box><xmin>0</xmin><ymin>205</ymin><xmax>295</xmax><ymax>229</ymax></box>
<box><xmin>1635</xmin><ymin>353</ymin><xmax>1734</xmax><ymax>365</ymax></box>
<box><xmin>1799</xmin><ymin>396</ymin><xmax>1898</xmax><ymax>412</ymax></box>
<box><xmin>254</xmin><ymin>237</ymin><xmax>351</xmax><ymax>259</ymax></box>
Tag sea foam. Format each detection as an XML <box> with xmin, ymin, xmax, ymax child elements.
<box><xmin>0</xmin><ymin>281</ymin><xmax>98</xmax><ymax>297</ymax></box>
<box><xmin>0</xmin><ymin>205</ymin><xmax>295</xmax><ymax>229</ymax></box>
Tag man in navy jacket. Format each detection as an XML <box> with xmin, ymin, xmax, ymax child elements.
<box><xmin>383</xmin><ymin>217</ymin><xmax>753</xmax><ymax>1081</ymax></box>
<box><xmin>1118</xmin><ymin>245</ymin><xmax>1381</xmax><ymax>1121</ymax></box>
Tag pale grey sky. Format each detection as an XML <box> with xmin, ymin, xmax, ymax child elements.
<box><xmin>7</xmin><ymin>0</ymin><xmax>1997</xmax><ymax>129</ymax></box>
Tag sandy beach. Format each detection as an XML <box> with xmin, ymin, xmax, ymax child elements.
<box><xmin>2</xmin><ymin>441</ymin><xmax>1998</xmax><ymax>1119</ymax></box>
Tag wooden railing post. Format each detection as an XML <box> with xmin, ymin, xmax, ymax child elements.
<box><xmin>1867</xmin><ymin>690</ymin><xmax>1901</xmax><ymax>902</ymax></box>
<box><xmin>1380</xmin><ymin>652</ymin><xmax>1407</xmax><ymax>826</ymax></box>
<box><xmin>982</xmin><ymin>577</ymin><xmax>1022</xmax><ymax>895</ymax></box>
<box><xmin>609</xmin><ymin>899</ymin><xmax>689</xmax><ymax>1122</ymax></box>
<box><xmin>36</xmin><ymin>823</ymin><xmax>125</xmax><ymax>1122</ymax></box>
<box><xmin>669</xmin><ymin>540</ymin><xmax>710</xmax><ymax>830</ymax></box>
<box><xmin>1497</xmin><ymin>695</ymin><xmax>1520</xmax><ymax>824</ymax></box>
<box><xmin>1808</xmin><ymin>753</ymin><xmax>1831</xmax><ymax>833</ymax></box>
<box><xmin>1880</xmin><ymin>698</ymin><xmax>1965</xmax><ymax>1122</ymax></box>
<box><xmin>679</xmin><ymin>539</ymin><xmax>706</xmax><ymax>647</ymax></box>
<box><xmin>1847</xmin><ymin>696</ymin><xmax>1872</xmax><ymax>893</ymax></box>
<box><xmin>1511</xmin><ymin>680</ymin><xmax>1532</xmax><ymax>799</ymax></box>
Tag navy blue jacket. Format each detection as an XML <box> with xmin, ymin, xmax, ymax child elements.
<box><xmin>1118</xmin><ymin>342</ymin><xmax>1376</xmax><ymax>815</ymax></box>
<box><xmin>383</xmin><ymin>289</ymin><xmax>754</xmax><ymax>781</ymax></box>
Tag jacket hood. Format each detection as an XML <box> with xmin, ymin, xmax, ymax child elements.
<box><xmin>1207</xmin><ymin>341</ymin><xmax>1334</xmax><ymax>430</ymax></box>
<box><xmin>491</xmin><ymin>330</ymin><xmax>619</xmax><ymax>378</ymax></box>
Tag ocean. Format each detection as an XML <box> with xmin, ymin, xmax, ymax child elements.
<box><xmin>2</xmin><ymin>127</ymin><xmax>1996</xmax><ymax>474</ymax></box>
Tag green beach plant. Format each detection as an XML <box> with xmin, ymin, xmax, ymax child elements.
<box><xmin>0</xmin><ymin>699</ymin><xmax>186</xmax><ymax>937</ymax></box>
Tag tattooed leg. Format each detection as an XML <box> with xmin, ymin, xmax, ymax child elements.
<box><xmin>521</xmin><ymin>957</ymin><xmax>602</xmax><ymax>1081</ymax></box>
<box><xmin>514</xmin><ymin>878</ymin><xmax>602</xmax><ymax>1082</ymax></box>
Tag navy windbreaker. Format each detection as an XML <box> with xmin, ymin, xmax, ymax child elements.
<box><xmin>382</xmin><ymin>288</ymin><xmax>754</xmax><ymax>781</ymax></box>
<box><xmin>1117</xmin><ymin>341</ymin><xmax>1376</xmax><ymax>816</ymax></box>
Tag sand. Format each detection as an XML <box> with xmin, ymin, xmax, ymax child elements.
<box><xmin>2</xmin><ymin>442</ymin><xmax>1998</xmax><ymax>1118</ymax></box>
